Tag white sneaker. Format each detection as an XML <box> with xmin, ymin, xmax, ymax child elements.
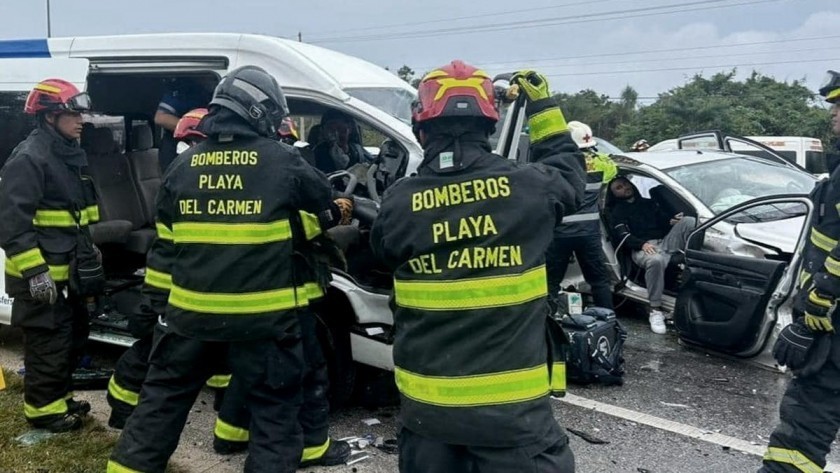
<box><xmin>649</xmin><ymin>310</ymin><xmax>667</xmax><ymax>334</ymax></box>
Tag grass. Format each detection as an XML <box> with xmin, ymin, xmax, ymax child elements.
<box><xmin>0</xmin><ymin>370</ymin><xmax>187</xmax><ymax>473</ymax></box>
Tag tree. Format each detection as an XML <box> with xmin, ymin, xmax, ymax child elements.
<box><xmin>553</xmin><ymin>86</ymin><xmax>639</xmax><ymax>142</ymax></box>
<box><xmin>614</xmin><ymin>70</ymin><xmax>832</xmax><ymax>149</ymax></box>
<box><xmin>397</xmin><ymin>65</ymin><xmax>415</xmax><ymax>84</ymax></box>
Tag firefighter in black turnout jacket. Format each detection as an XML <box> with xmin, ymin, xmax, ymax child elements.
<box><xmin>108</xmin><ymin>66</ymin><xmax>339</xmax><ymax>473</ymax></box>
<box><xmin>760</xmin><ymin>70</ymin><xmax>840</xmax><ymax>473</ymax></box>
<box><xmin>371</xmin><ymin>61</ymin><xmax>585</xmax><ymax>472</ymax></box>
<box><xmin>0</xmin><ymin>79</ymin><xmax>97</xmax><ymax>432</ymax></box>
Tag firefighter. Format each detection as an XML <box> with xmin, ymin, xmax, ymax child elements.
<box><xmin>107</xmin><ymin>65</ymin><xmax>346</xmax><ymax>473</ymax></box>
<box><xmin>546</xmin><ymin>120</ymin><xmax>617</xmax><ymax>310</ymax></box>
<box><xmin>106</xmin><ymin>108</ymin><xmax>210</xmax><ymax>429</ymax></box>
<box><xmin>759</xmin><ymin>70</ymin><xmax>840</xmax><ymax>473</ymax></box>
<box><xmin>371</xmin><ymin>61</ymin><xmax>585</xmax><ymax>472</ymax></box>
<box><xmin>0</xmin><ymin>78</ymin><xmax>97</xmax><ymax>432</ymax></box>
<box><xmin>277</xmin><ymin>116</ymin><xmax>300</xmax><ymax>146</ymax></box>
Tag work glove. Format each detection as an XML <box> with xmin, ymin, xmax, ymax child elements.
<box><xmin>804</xmin><ymin>289</ymin><xmax>836</xmax><ymax>332</ymax></box>
<box><xmin>511</xmin><ymin>70</ymin><xmax>568</xmax><ymax>144</ymax></box>
<box><xmin>29</xmin><ymin>271</ymin><xmax>57</xmax><ymax>304</ymax></box>
<box><xmin>772</xmin><ymin>320</ymin><xmax>815</xmax><ymax>370</ymax></box>
<box><xmin>334</xmin><ymin>197</ymin><xmax>354</xmax><ymax>225</ymax></box>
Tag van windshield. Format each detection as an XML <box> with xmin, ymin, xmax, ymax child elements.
<box><xmin>345</xmin><ymin>87</ymin><xmax>415</xmax><ymax>125</ymax></box>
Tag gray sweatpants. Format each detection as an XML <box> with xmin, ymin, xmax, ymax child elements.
<box><xmin>631</xmin><ymin>217</ymin><xmax>696</xmax><ymax>309</ymax></box>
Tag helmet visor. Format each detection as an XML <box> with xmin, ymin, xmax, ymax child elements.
<box><xmin>65</xmin><ymin>92</ymin><xmax>92</xmax><ymax>112</ymax></box>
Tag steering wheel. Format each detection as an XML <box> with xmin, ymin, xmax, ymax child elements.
<box><xmin>327</xmin><ymin>162</ymin><xmax>380</xmax><ymax>201</ymax></box>
<box><xmin>327</xmin><ymin>170</ymin><xmax>358</xmax><ymax>198</ymax></box>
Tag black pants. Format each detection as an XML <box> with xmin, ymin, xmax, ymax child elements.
<box><xmin>107</xmin><ymin>335</ymin><xmax>153</xmax><ymax>424</ymax></box>
<box><xmin>215</xmin><ymin>310</ymin><xmax>330</xmax><ymax>456</ymax></box>
<box><xmin>546</xmin><ymin>234</ymin><xmax>613</xmax><ymax>310</ymax></box>
<box><xmin>759</xmin><ymin>357</ymin><xmax>840</xmax><ymax>472</ymax></box>
<box><xmin>108</xmin><ymin>324</ymin><xmax>305</xmax><ymax>473</ymax></box>
<box><xmin>12</xmin><ymin>292</ymin><xmax>89</xmax><ymax>423</ymax></box>
<box><xmin>398</xmin><ymin>426</ymin><xmax>575</xmax><ymax>473</ymax></box>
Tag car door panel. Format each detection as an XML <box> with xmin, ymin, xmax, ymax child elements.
<box><xmin>676</xmin><ymin>249</ymin><xmax>786</xmax><ymax>353</ymax></box>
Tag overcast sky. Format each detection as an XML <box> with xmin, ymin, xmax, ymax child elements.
<box><xmin>1</xmin><ymin>0</ymin><xmax>837</xmax><ymax>103</ymax></box>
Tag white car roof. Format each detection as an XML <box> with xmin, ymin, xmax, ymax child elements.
<box><xmin>618</xmin><ymin>150</ymin><xmax>755</xmax><ymax>170</ymax></box>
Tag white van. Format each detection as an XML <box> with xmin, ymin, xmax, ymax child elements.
<box><xmin>0</xmin><ymin>33</ymin><xmax>526</xmax><ymax>405</ymax></box>
<box><xmin>648</xmin><ymin>132</ymin><xmax>827</xmax><ymax>175</ymax></box>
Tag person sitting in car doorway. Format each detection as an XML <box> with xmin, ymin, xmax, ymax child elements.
<box><xmin>608</xmin><ymin>176</ymin><xmax>695</xmax><ymax>334</ymax></box>
<box><xmin>312</xmin><ymin>109</ymin><xmax>373</xmax><ymax>174</ymax></box>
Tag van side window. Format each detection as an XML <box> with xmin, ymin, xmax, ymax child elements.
<box><xmin>0</xmin><ymin>91</ymin><xmax>37</xmax><ymax>168</ymax></box>
<box><xmin>806</xmin><ymin>151</ymin><xmax>828</xmax><ymax>174</ymax></box>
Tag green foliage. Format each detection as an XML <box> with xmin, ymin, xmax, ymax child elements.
<box><xmin>612</xmin><ymin>70</ymin><xmax>832</xmax><ymax>149</ymax></box>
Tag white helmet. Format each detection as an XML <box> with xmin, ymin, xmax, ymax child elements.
<box><xmin>568</xmin><ymin>121</ymin><xmax>597</xmax><ymax>149</ymax></box>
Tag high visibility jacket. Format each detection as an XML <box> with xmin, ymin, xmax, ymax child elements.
<box><xmin>555</xmin><ymin>150</ymin><xmax>617</xmax><ymax>237</ymax></box>
<box><xmin>0</xmin><ymin>126</ymin><xmax>99</xmax><ymax>295</ymax></box>
<box><xmin>371</xmin><ymin>131</ymin><xmax>585</xmax><ymax>447</ymax></box>
<box><xmin>797</xmin><ymin>144</ymin><xmax>840</xmax><ymax>305</ymax></box>
<box><xmin>145</xmin><ymin>132</ymin><xmax>333</xmax><ymax>342</ymax></box>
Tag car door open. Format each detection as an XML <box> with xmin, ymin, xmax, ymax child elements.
<box><xmin>674</xmin><ymin>195</ymin><xmax>813</xmax><ymax>358</ymax></box>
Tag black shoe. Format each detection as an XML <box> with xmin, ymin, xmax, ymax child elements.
<box><xmin>29</xmin><ymin>413</ymin><xmax>83</xmax><ymax>433</ymax></box>
<box><xmin>299</xmin><ymin>439</ymin><xmax>352</xmax><ymax>468</ymax></box>
<box><xmin>107</xmin><ymin>412</ymin><xmax>127</xmax><ymax>430</ymax></box>
<box><xmin>213</xmin><ymin>437</ymin><xmax>248</xmax><ymax>455</ymax></box>
<box><xmin>67</xmin><ymin>399</ymin><xmax>91</xmax><ymax>417</ymax></box>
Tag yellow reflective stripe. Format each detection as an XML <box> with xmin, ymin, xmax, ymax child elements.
<box><xmin>299</xmin><ymin>211</ymin><xmax>322</xmax><ymax>240</ymax></box>
<box><xmin>8</xmin><ymin>248</ymin><xmax>46</xmax><ymax>273</ymax></box>
<box><xmin>169</xmin><ymin>282</ymin><xmax>315</xmax><ymax>314</ymax></box>
<box><xmin>528</xmin><ymin>108</ymin><xmax>568</xmax><ymax>143</ymax></box>
<box><xmin>550</xmin><ymin>362</ymin><xmax>566</xmax><ymax>393</ymax></box>
<box><xmin>24</xmin><ymin>397</ymin><xmax>68</xmax><ymax>419</ymax></box>
<box><xmin>302</xmin><ymin>438</ymin><xmax>331</xmax><ymax>461</ymax></box>
<box><xmin>302</xmin><ymin>281</ymin><xmax>324</xmax><ymax>301</ymax></box>
<box><xmin>810</xmin><ymin>228</ymin><xmax>837</xmax><ymax>253</ymax></box>
<box><xmin>214</xmin><ymin>417</ymin><xmax>250</xmax><ymax>442</ymax></box>
<box><xmin>206</xmin><ymin>374</ymin><xmax>231</xmax><ymax>388</ymax></box>
<box><xmin>826</xmin><ymin>257</ymin><xmax>840</xmax><ymax>278</ymax></box>
<box><xmin>828</xmin><ymin>88</ymin><xmax>840</xmax><ymax>103</ymax></box>
<box><xmin>799</xmin><ymin>269</ymin><xmax>812</xmax><ymax>287</ymax></box>
<box><xmin>809</xmin><ymin>290</ymin><xmax>833</xmax><ymax>308</ymax></box>
<box><xmin>395</xmin><ymin>365</ymin><xmax>550</xmax><ymax>407</ymax></box>
<box><xmin>156</xmin><ymin>222</ymin><xmax>173</xmax><ymax>241</ymax></box>
<box><xmin>172</xmin><ymin>220</ymin><xmax>292</xmax><ymax>245</ymax></box>
<box><xmin>108</xmin><ymin>375</ymin><xmax>139</xmax><ymax>407</ymax></box>
<box><xmin>34</xmin><ymin>83</ymin><xmax>62</xmax><ymax>94</ymax></box>
<box><xmin>32</xmin><ymin>209</ymin><xmax>91</xmax><ymax>227</ymax></box>
<box><xmin>106</xmin><ymin>460</ymin><xmax>143</xmax><ymax>473</ymax></box>
<box><xmin>64</xmin><ymin>392</ymin><xmax>74</xmax><ymax>400</ymax></box>
<box><xmin>394</xmin><ymin>266</ymin><xmax>547</xmax><ymax>311</ymax></box>
<box><xmin>763</xmin><ymin>447</ymin><xmax>823</xmax><ymax>473</ymax></box>
<box><xmin>5</xmin><ymin>262</ymin><xmax>69</xmax><ymax>282</ymax></box>
<box><xmin>85</xmin><ymin>205</ymin><xmax>100</xmax><ymax>223</ymax></box>
<box><xmin>144</xmin><ymin>267</ymin><xmax>172</xmax><ymax>291</ymax></box>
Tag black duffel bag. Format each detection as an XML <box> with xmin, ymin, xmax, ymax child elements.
<box><xmin>559</xmin><ymin>307</ymin><xmax>627</xmax><ymax>386</ymax></box>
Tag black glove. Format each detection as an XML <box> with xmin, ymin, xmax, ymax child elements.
<box><xmin>772</xmin><ymin>320</ymin><xmax>815</xmax><ymax>370</ymax></box>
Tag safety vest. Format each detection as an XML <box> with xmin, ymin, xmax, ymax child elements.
<box><xmin>144</xmin><ymin>134</ymin><xmax>334</xmax><ymax>341</ymax></box>
<box><xmin>371</xmin><ymin>133</ymin><xmax>584</xmax><ymax>447</ymax></box>
<box><xmin>555</xmin><ymin>150</ymin><xmax>617</xmax><ymax>237</ymax></box>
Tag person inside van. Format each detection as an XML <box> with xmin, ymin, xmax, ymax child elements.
<box><xmin>153</xmin><ymin>77</ymin><xmax>211</xmax><ymax>171</ymax></box>
<box><xmin>312</xmin><ymin>109</ymin><xmax>373</xmax><ymax>174</ymax></box>
<box><xmin>607</xmin><ymin>176</ymin><xmax>695</xmax><ymax>334</ymax></box>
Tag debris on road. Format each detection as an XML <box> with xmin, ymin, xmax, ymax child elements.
<box><xmin>659</xmin><ymin>401</ymin><xmax>691</xmax><ymax>408</ymax></box>
<box><xmin>362</xmin><ymin>417</ymin><xmax>381</xmax><ymax>426</ymax></box>
<box><xmin>567</xmin><ymin>427</ymin><xmax>610</xmax><ymax>445</ymax></box>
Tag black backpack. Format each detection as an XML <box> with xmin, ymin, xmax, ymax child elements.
<box><xmin>559</xmin><ymin>307</ymin><xmax>627</xmax><ymax>386</ymax></box>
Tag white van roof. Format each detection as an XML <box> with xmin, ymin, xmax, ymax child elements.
<box><xmin>0</xmin><ymin>33</ymin><xmax>416</xmax><ymax>101</ymax></box>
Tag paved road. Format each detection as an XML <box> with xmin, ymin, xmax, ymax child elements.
<box><xmin>2</xmin><ymin>313</ymin><xmax>839</xmax><ymax>473</ymax></box>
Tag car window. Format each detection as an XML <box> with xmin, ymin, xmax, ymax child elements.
<box><xmin>665</xmin><ymin>157</ymin><xmax>815</xmax><ymax>222</ymax></box>
<box><xmin>345</xmin><ymin>87</ymin><xmax>415</xmax><ymax>125</ymax></box>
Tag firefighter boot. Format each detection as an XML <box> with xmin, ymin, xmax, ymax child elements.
<box><xmin>29</xmin><ymin>413</ymin><xmax>84</xmax><ymax>433</ymax></box>
<box><xmin>213</xmin><ymin>437</ymin><xmax>248</xmax><ymax>455</ymax></box>
<box><xmin>299</xmin><ymin>439</ymin><xmax>352</xmax><ymax>468</ymax></box>
<box><xmin>67</xmin><ymin>399</ymin><xmax>91</xmax><ymax>417</ymax></box>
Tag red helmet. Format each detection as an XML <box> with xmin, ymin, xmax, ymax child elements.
<box><xmin>24</xmin><ymin>78</ymin><xmax>92</xmax><ymax>115</ymax></box>
<box><xmin>411</xmin><ymin>60</ymin><xmax>499</xmax><ymax>126</ymax></box>
<box><xmin>174</xmin><ymin>108</ymin><xmax>209</xmax><ymax>141</ymax></box>
<box><xmin>277</xmin><ymin>116</ymin><xmax>299</xmax><ymax>141</ymax></box>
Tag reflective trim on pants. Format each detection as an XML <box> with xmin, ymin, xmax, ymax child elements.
<box><xmin>214</xmin><ymin>417</ymin><xmax>250</xmax><ymax>442</ymax></box>
<box><xmin>302</xmin><ymin>438</ymin><xmax>330</xmax><ymax>461</ymax></box>
<box><xmin>763</xmin><ymin>447</ymin><xmax>823</xmax><ymax>473</ymax></box>
<box><xmin>24</xmin><ymin>397</ymin><xmax>68</xmax><ymax>419</ymax></box>
<box><xmin>108</xmin><ymin>375</ymin><xmax>140</xmax><ymax>407</ymax></box>
<box><xmin>206</xmin><ymin>374</ymin><xmax>231</xmax><ymax>389</ymax></box>
<box><xmin>106</xmin><ymin>459</ymin><xmax>144</xmax><ymax>473</ymax></box>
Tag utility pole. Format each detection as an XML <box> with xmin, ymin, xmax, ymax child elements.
<box><xmin>46</xmin><ymin>0</ymin><xmax>52</xmax><ymax>38</ymax></box>
<box><xmin>297</xmin><ymin>31</ymin><xmax>302</xmax><ymax>42</ymax></box>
